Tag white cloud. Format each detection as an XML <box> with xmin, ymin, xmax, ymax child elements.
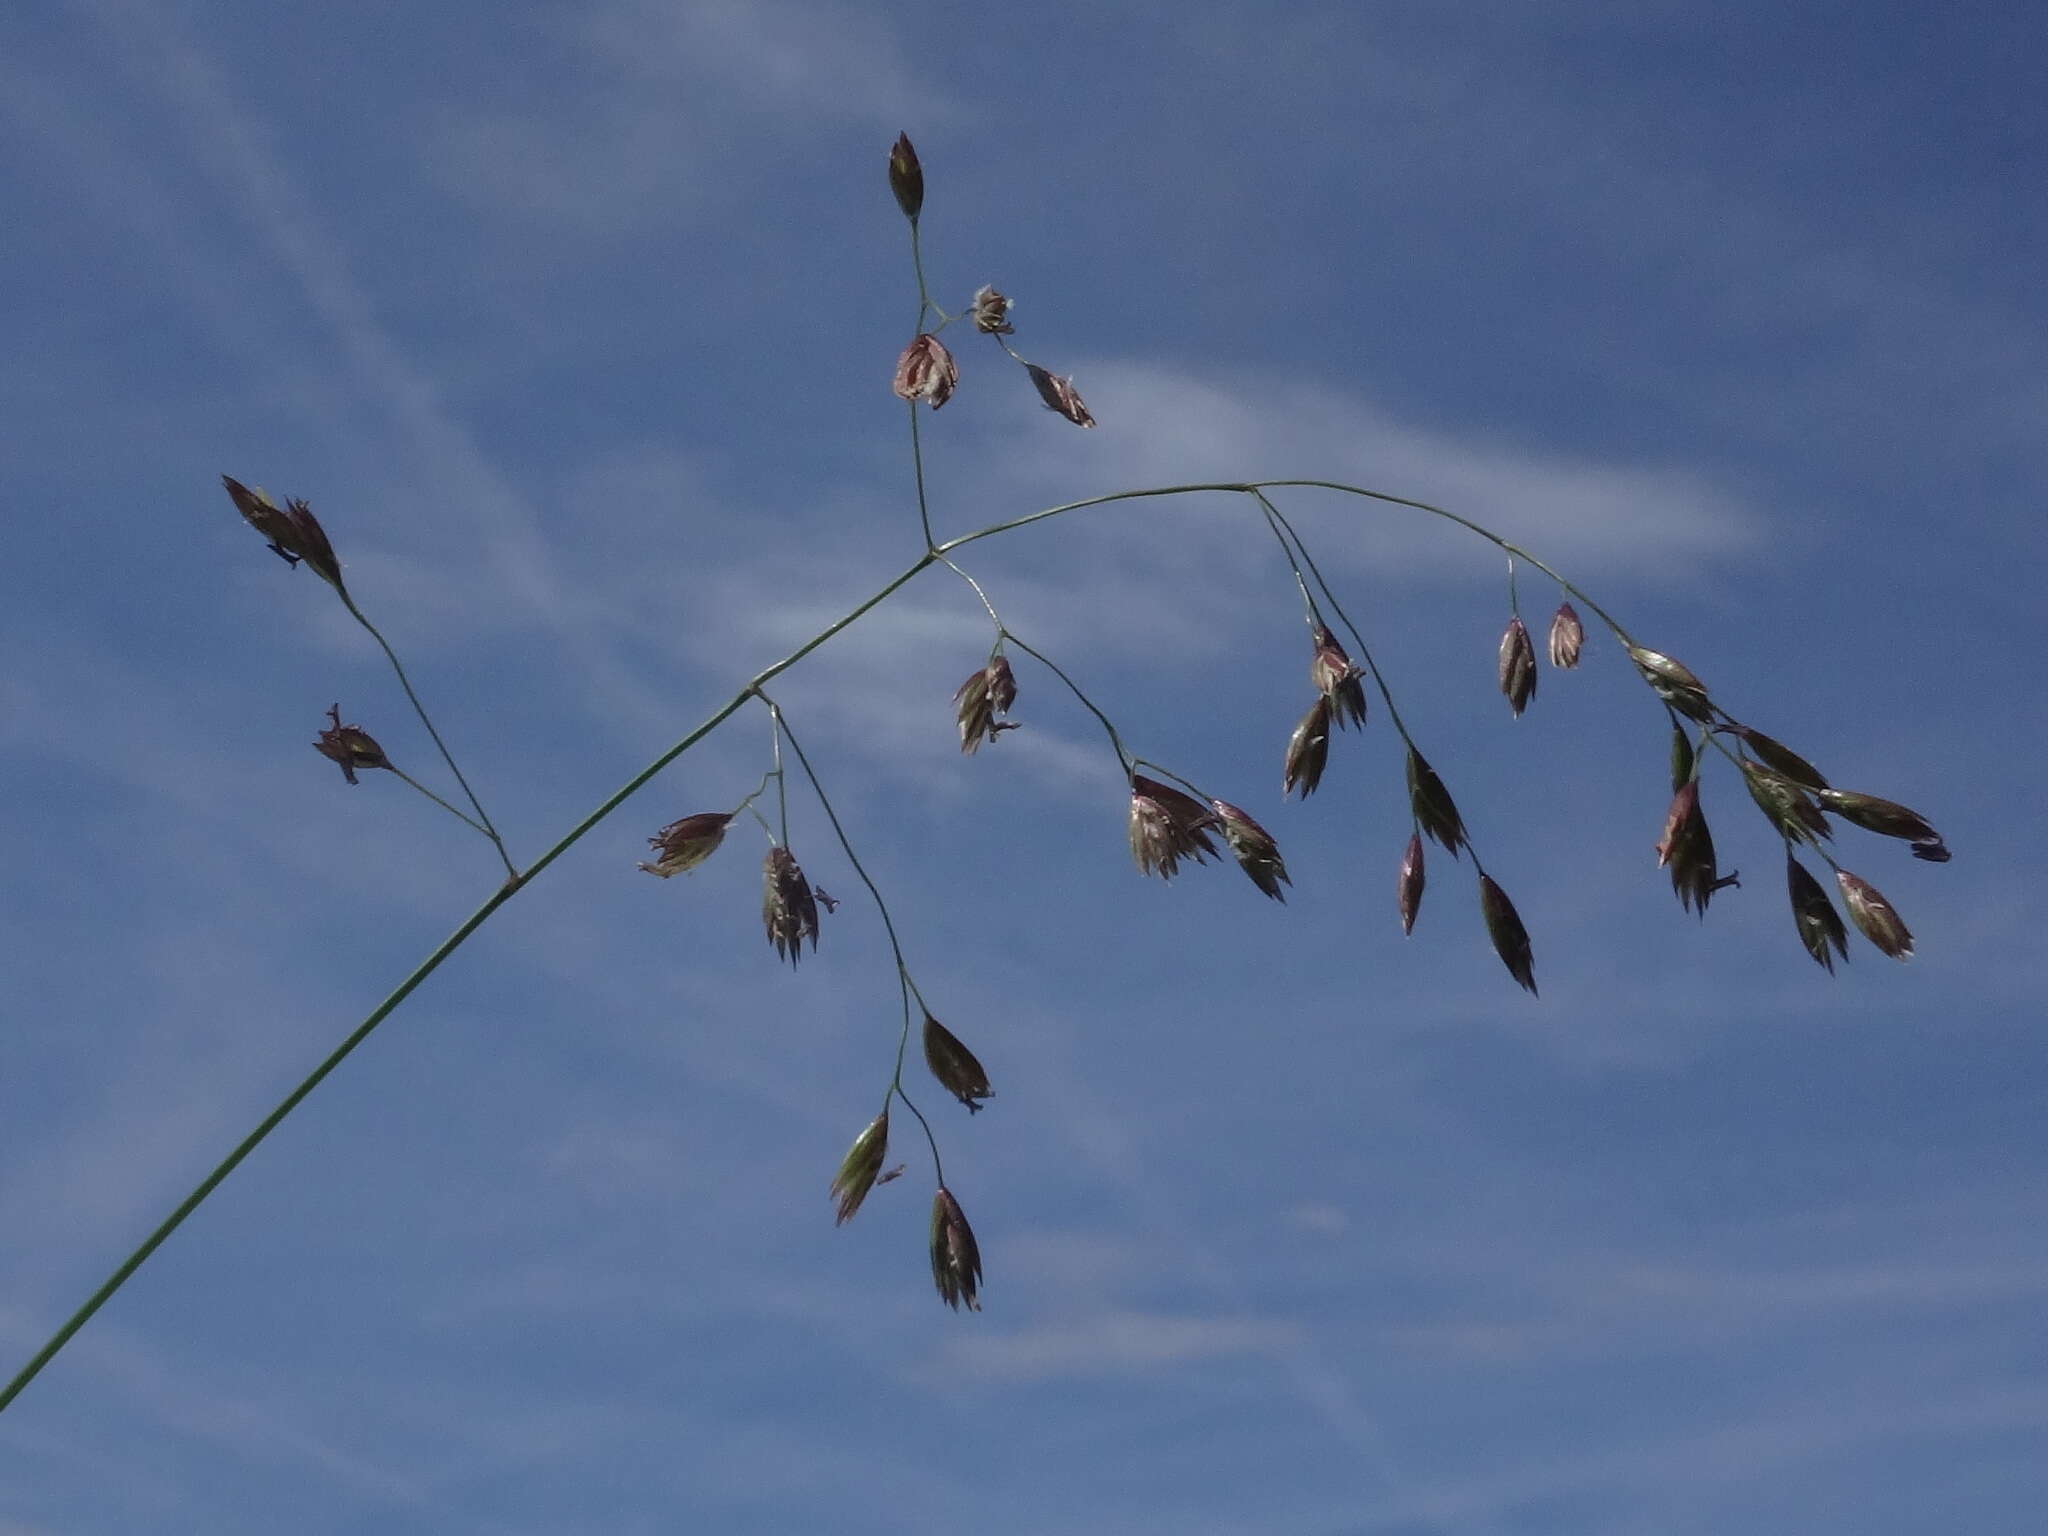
<box><xmin>32</xmin><ymin>1324</ymin><xmax>432</xmax><ymax>1511</ymax></box>
<box><xmin>958</xmin><ymin>358</ymin><xmax>1761</xmax><ymax>578</ymax></box>
<box><xmin>1283</xmin><ymin>1201</ymin><xmax>1350</xmax><ymax>1235</ymax></box>
<box><xmin>940</xmin><ymin>1308</ymin><xmax>1294</xmax><ymax>1382</ymax></box>
<box><xmin>1350</xmin><ymin>1384</ymin><xmax>2048</xmax><ymax>1535</ymax></box>
<box><xmin>583</xmin><ymin>0</ymin><xmax>930</xmax><ymax>122</ymax></box>
<box><xmin>427</xmin><ymin>0</ymin><xmax>948</xmax><ymax>229</ymax></box>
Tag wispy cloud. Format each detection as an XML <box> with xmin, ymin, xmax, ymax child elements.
<box><xmin>68</xmin><ymin>0</ymin><xmax>692</xmax><ymax>751</ymax></box>
<box><xmin>26</xmin><ymin>1322</ymin><xmax>433</xmax><ymax>1513</ymax></box>
<box><xmin>1347</xmin><ymin>1384</ymin><xmax>2048</xmax><ymax>1536</ymax></box>
<box><xmin>941</xmin><ymin>1308</ymin><xmax>1294</xmax><ymax>1382</ymax></box>
<box><xmin>966</xmin><ymin>358</ymin><xmax>1761</xmax><ymax>577</ymax></box>
<box><xmin>426</xmin><ymin>0</ymin><xmax>946</xmax><ymax>230</ymax></box>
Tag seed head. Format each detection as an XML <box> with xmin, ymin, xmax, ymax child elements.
<box><xmin>1628</xmin><ymin>645</ymin><xmax>1714</xmax><ymax>723</ymax></box>
<box><xmin>1498</xmin><ymin>616</ymin><xmax>1538</xmax><ymax>716</ymax></box>
<box><xmin>1785</xmin><ymin>853</ymin><xmax>1850</xmax><ymax>972</ymax></box>
<box><xmin>639</xmin><ymin>811</ymin><xmax>733</xmax><ymax>877</ymax></box>
<box><xmin>923</xmin><ymin>1012</ymin><xmax>994</xmax><ymax>1113</ymax></box>
<box><xmin>1655</xmin><ymin>780</ymin><xmax>1735</xmax><ymax>916</ymax></box>
<box><xmin>1210</xmin><ymin>799</ymin><xmax>1290</xmax><ymax>901</ymax></box>
<box><xmin>893</xmin><ymin>333</ymin><xmax>958</xmax><ymax>410</ymax></box>
<box><xmin>1397</xmin><ymin>832</ymin><xmax>1425</xmax><ymax>936</ymax></box>
<box><xmin>223</xmin><ymin>476</ymin><xmax>346</xmax><ymax>592</ymax></box>
<box><xmin>1669</xmin><ymin>724</ymin><xmax>1696</xmax><ymax>795</ymax></box>
<box><xmin>223</xmin><ymin>476</ymin><xmax>299</xmax><ymax>560</ymax></box>
<box><xmin>1309</xmin><ymin>627</ymin><xmax>1368</xmax><ymax>730</ymax></box>
<box><xmin>953</xmin><ymin>655</ymin><xmax>1019</xmax><ymax>754</ymax></box>
<box><xmin>1025</xmin><ymin>363</ymin><xmax>1096</xmax><ymax>428</ymax></box>
<box><xmin>1406</xmin><ymin>747</ymin><xmax>1466</xmax><ymax>857</ymax></box>
<box><xmin>1817</xmin><ymin>789</ymin><xmax>1946</xmax><ymax>859</ymax></box>
<box><xmin>1732</xmin><ymin>727</ymin><xmax>1828</xmax><ymax>792</ymax></box>
<box><xmin>1478</xmin><ymin>875</ymin><xmax>1538</xmax><ymax>995</ymax></box>
<box><xmin>1547</xmin><ymin>603</ymin><xmax>1584</xmax><ymax>669</ymax></box>
<box><xmin>888</xmin><ymin>133</ymin><xmax>924</xmax><ymax>221</ymax></box>
<box><xmin>1128</xmin><ymin>775</ymin><xmax>1220</xmax><ymax>879</ymax></box>
<box><xmin>829</xmin><ymin>1110</ymin><xmax>890</xmax><ymax>1225</ymax></box>
<box><xmin>1835</xmin><ymin>870</ymin><xmax>1915</xmax><ymax>960</ymax></box>
<box><xmin>1740</xmin><ymin>759</ymin><xmax>1832</xmax><ymax>848</ymax></box>
<box><xmin>969</xmin><ymin>285</ymin><xmax>1014</xmax><ymax>334</ymax></box>
<box><xmin>281</xmin><ymin>499</ymin><xmax>345</xmax><ymax>591</ymax></box>
<box><xmin>930</xmin><ymin>1187</ymin><xmax>983</xmax><ymax>1311</ymax></box>
<box><xmin>1282</xmin><ymin>696</ymin><xmax>1332</xmax><ymax>799</ymax></box>
<box><xmin>312</xmin><ymin>704</ymin><xmax>391</xmax><ymax>785</ymax></box>
<box><xmin>1654</xmin><ymin>779</ymin><xmax>1700</xmax><ymax>872</ymax></box>
<box><xmin>762</xmin><ymin>846</ymin><xmax>820</xmax><ymax>965</ymax></box>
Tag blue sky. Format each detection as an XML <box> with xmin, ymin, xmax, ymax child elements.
<box><xmin>2</xmin><ymin>2</ymin><xmax>2044</xmax><ymax>1532</ymax></box>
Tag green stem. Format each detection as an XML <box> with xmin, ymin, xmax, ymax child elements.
<box><xmin>1253</xmin><ymin>492</ymin><xmax>1419</xmax><ymax>746</ymax></box>
<box><xmin>0</xmin><ymin>550</ymin><xmax>939</xmax><ymax>1415</ymax></box>
<box><xmin>891</xmin><ymin>1080</ymin><xmax>946</xmax><ymax>1186</ymax></box>
<box><xmin>908</xmin><ymin>221</ymin><xmax>934</xmax><ymax>326</ymax></box>
<box><xmin>939</xmin><ymin>478</ymin><xmax>1638</xmax><ymax>649</ymax></box>
<box><xmin>1251</xmin><ymin>499</ymin><xmax>1325</xmax><ymax>632</ymax></box>
<box><xmin>1254</xmin><ymin>494</ymin><xmax>1496</xmax><ymax>879</ymax></box>
<box><xmin>762</xmin><ymin>697</ymin><xmax>946</xmax><ymax>1185</ymax></box>
<box><xmin>769</xmin><ymin>710</ymin><xmax>789</xmax><ymax>844</ymax></box>
<box><xmin>1132</xmin><ymin>759</ymin><xmax>1212</xmax><ymax>804</ymax></box>
<box><xmin>386</xmin><ymin>766</ymin><xmax>492</xmax><ymax>836</ymax></box>
<box><xmin>7</xmin><ymin>472</ymin><xmax>1650</xmax><ymax>1408</ymax></box>
<box><xmin>909</xmin><ymin>402</ymin><xmax>936</xmax><ymax>552</ymax></box>
<box><xmin>1253</xmin><ymin>480</ymin><xmax>1638</xmax><ymax>649</ymax></box>
<box><xmin>340</xmin><ymin>591</ymin><xmax>517</xmax><ymax>880</ymax></box>
<box><xmin>0</xmin><ymin>880</ymin><xmax>518</xmax><ymax>1416</ymax></box>
<box><xmin>728</xmin><ymin>768</ymin><xmax>779</xmax><ymax>828</ymax></box>
<box><xmin>755</xmin><ymin>695</ymin><xmax>913</xmax><ymax>988</ymax></box>
<box><xmin>999</xmin><ymin>631</ymin><xmax>1134</xmax><ymax>776</ymax></box>
<box><xmin>935</xmin><ymin>554</ymin><xmax>1003</xmax><ymax>630</ymax></box>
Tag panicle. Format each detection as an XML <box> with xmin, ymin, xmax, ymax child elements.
<box><xmin>1740</xmin><ymin>760</ymin><xmax>1832</xmax><ymax>847</ymax></box>
<box><xmin>1628</xmin><ymin>646</ymin><xmax>1714</xmax><ymax>723</ymax></box>
<box><xmin>1406</xmin><ymin>748</ymin><xmax>1466</xmax><ymax>857</ymax></box>
<box><xmin>1025</xmin><ymin>363</ymin><xmax>1096</xmax><ymax>428</ymax></box>
<box><xmin>930</xmin><ymin>1187</ymin><xmax>984</xmax><ymax>1311</ymax></box>
<box><xmin>1669</xmin><ymin>724</ymin><xmax>1696</xmax><ymax>795</ymax></box>
<box><xmin>312</xmin><ymin>704</ymin><xmax>392</xmax><ymax>785</ymax></box>
<box><xmin>829</xmin><ymin>1110</ymin><xmax>890</xmax><ymax>1225</ymax></box>
<box><xmin>1210</xmin><ymin>799</ymin><xmax>1290</xmax><ymax>901</ymax></box>
<box><xmin>1309</xmin><ymin>627</ymin><xmax>1368</xmax><ymax>730</ymax></box>
<box><xmin>953</xmin><ymin>655</ymin><xmax>1019</xmax><ymax>753</ymax></box>
<box><xmin>1547</xmin><ymin>603</ymin><xmax>1584</xmax><ymax>669</ymax></box>
<box><xmin>1817</xmin><ymin>789</ymin><xmax>1947</xmax><ymax>861</ymax></box>
<box><xmin>762</xmin><ymin>845</ymin><xmax>821</xmax><ymax>964</ymax></box>
<box><xmin>1785</xmin><ymin>852</ymin><xmax>1850</xmax><ymax>972</ymax></box>
<box><xmin>282</xmin><ymin>499</ymin><xmax>346</xmax><ymax>591</ymax></box>
<box><xmin>1835</xmin><ymin>870</ymin><xmax>1915</xmax><ymax>960</ymax></box>
<box><xmin>1732</xmin><ymin>727</ymin><xmax>1828</xmax><ymax>791</ymax></box>
<box><xmin>223</xmin><ymin>477</ymin><xmax>346</xmax><ymax>592</ymax></box>
<box><xmin>969</xmin><ymin>285</ymin><xmax>1014</xmax><ymax>334</ymax></box>
<box><xmin>1128</xmin><ymin>775</ymin><xmax>1220</xmax><ymax>879</ymax></box>
<box><xmin>1397</xmin><ymin>832</ymin><xmax>1425</xmax><ymax>936</ymax></box>
<box><xmin>1498</xmin><ymin>616</ymin><xmax>1537</xmax><ymax>716</ymax></box>
<box><xmin>923</xmin><ymin>1012</ymin><xmax>994</xmax><ymax>1112</ymax></box>
<box><xmin>639</xmin><ymin>811</ymin><xmax>733</xmax><ymax>877</ymax></box>
<box><xmin>893</xmin><ymin>333</ymin><xmax>958</xmax><ymax>409</ymax></box>
<box><xmin>1478</xmin><ymin>875</ymin><xmax>1538</xmax><ymax>995</ymax></box>
<box><xmin>888</xmin><ymin>133</ymin><xmax>924</xmax><ymax>221</ymax></box>
<box><xmin>1282</xmin><ymin>696</ymin><xmax>1332</xmax><ymax>798</ymax></box>
<box><xmin>223</xmin><ymin>475</ymin><xmax>297</xmax><ymax>557</ymax></box>
<box><xmin>1654</xmin><ymin>780</ymin><xmax>1732</xmax><ymax>916</ymax></box>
